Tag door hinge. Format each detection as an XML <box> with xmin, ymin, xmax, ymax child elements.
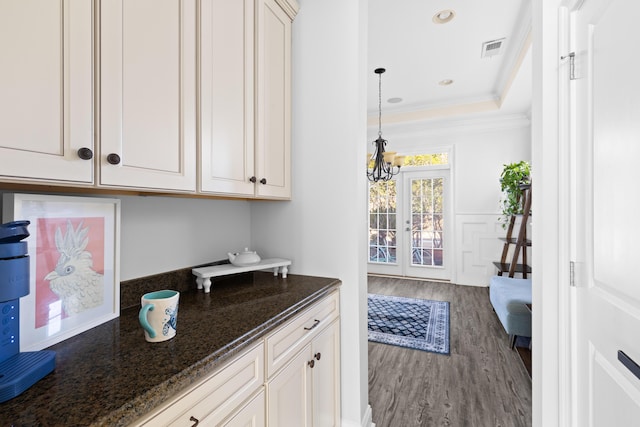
<box><xmin>570</xmin><ymin>261</ymin><xmax>576</xmax><ymax>287</ymax></box>
<box><xmin>561</xmin><ymin>52</ymin><xmax>576</xmax><ymax>80</ymax></box>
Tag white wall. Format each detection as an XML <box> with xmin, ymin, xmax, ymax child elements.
<box><xmin>117</xmin><ymin>196</ymin><xmax>251</xmax><ymax>280</ymax></box>
<box><xmin>250</xmin><ymin>0</ymin><xmax>371</xmax><ymax>425</ymax></box>
<box><xmin>368</xmin><ymin>115</ymin><xmax>531</xmax><ymax>285</ymax></box>
<box><xmin>0</xmin><ymin>191</ymin><xmax>251</xmax><ymax>281</ymax></box>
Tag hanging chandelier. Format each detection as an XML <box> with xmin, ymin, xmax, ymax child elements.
<box><xmin>367</xmin><ymin>68</ymin><xmax>403</xmax><ymax>182</ymax></box>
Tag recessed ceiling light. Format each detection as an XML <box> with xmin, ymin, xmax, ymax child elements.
<box><xmin>439</xmin><ymin>79</ymin><xmax>454</xmax><ymax>86</ymax></box>
<box><xmin>433</xmin><ymin>9</ymin><xmax>455</xmax><ymax>24</ymax></box>
<box><xmin>387</xmin><ymin>97</ymin><xmax>403</xmax><ymax>104</ymax></box>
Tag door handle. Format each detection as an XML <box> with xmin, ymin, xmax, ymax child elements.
<box><xmin>618</xmin><ymin>350</ymin><xmax>640</xmax><ymax>381</ymax></box>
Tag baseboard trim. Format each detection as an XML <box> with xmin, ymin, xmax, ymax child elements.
<box><xmin>341</xmin><ymin>404</ymin><xmax>375</xmax><ymax>427</ymax></box>
<box><xmin>362</xmin><ymin>404</ymin><xmax>375</xmax><ymax>427</ymax></box>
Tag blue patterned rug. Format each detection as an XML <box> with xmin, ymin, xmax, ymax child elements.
<box><xmin>368</xmin><ymin>293</ymin><xmax>450</xmax><ymax>355</ymax></box>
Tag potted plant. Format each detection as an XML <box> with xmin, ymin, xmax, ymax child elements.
<box><xmin>499</xmin><ymin>161</ymin><xmax>531</xmax><ymax>228</ymax></box>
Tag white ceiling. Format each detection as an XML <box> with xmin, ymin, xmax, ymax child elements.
<box><xmin>367</xmin><ymin>0</ymin><xmax>532</xmax><ymax>126</ymax></box>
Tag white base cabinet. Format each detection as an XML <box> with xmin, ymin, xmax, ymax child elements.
<box><xmin>133</xmin><ymin>289</ymin><xmax>340</xmax><ymax>427</ymax></box>
<box><xmin>222</xmin><ymin>390</ymin><xmax>266</xmax><ymax>427</ymax></box>
<box><xmin>267</xmin><ymin>344</ymin><xmax>313</xmax><ymax>426</ymax></box>
<box><xmin>265</xmin><ymin>290</ymin><xmax>341</xmax><ymax>427</ymax></box>
<box><xmin>135</xmin><ymin>343</ymin><xmax>264</xmax><ymax>426</ymax></box>
<box><xmin>267</xmin><ymin>319</ymin><xmax>341</xmax><ymax>427</ymax></box>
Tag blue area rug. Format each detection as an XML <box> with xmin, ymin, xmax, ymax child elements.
<box><xmin>368</xmin><ymin>293</ymin><xmax>450</xmax><ymax>355</ymax></box>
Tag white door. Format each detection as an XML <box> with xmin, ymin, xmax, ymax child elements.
<box><xmin>403</xmin><ymin>170</ymin><xmax>451</xmax><ymax>281</ymax></box>
<box><xmin>368</xmin><ymin>168</ymin><xmax>451</xmax><ymax>281</ymax></box>
<box><xmin>572</xmin><ymin>0</ymin><xmax>640</xmax><ymax>424</ymax></box>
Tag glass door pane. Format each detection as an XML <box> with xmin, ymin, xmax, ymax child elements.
<box><xmin>410</xmin><ymin>177</ymin><xmax>444</xmax><ymax>267</ymax></box>
<box><xmin>368</xmin><ymin>179</ymin><xmax>397</xmax><ymax>264</ymax></box>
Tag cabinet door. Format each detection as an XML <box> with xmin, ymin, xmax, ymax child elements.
<box><xmin>199</xmin><ymin>0</ymin><xmax>255</xmax><ymax>196</ymax></box>
<box><xmin>267</xmin><ymin>345</ymin><xmax>312</xmax><ymax>427</ymax></box>
<box><xmin>221</xmin><ymin>390</ymin><xmax>265</xmax><ymax>427</ymax></box>
<box><xmin>0</xmin><ymin>0</ymin><xmax>93</xmax><ymax>184</ymax></box>
<box><xmin>255</xmin><ymin>0</ymin><xmax>292</xmax><ymax>199</ymax></box>
<box><xmin>100</xmin><ymin>0</ymin><xmax>196</xmax><ymax>192</ymax></box>
<box><xmin>312</xmin><ymin>320</ymin><xmax>341</xmax><ymax>427</ymax></box>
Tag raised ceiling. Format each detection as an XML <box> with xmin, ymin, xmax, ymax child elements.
<box><xmin>367</xmin><ymin>0</ymin><xmax>532</xmax><ymax>126</ymax></box>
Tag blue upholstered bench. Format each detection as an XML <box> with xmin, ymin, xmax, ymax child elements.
<box><xmin>489</xmin><ymin>275</ymin><xmax>532</xmax><ymax>348</ymax></box>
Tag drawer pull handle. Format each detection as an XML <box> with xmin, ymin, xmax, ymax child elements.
<box><xmin>304</xmin><ymin>319</ymin><xmax>320</xmax><ymax>331</ymax></box>
<box><xmin>189</xmin><ymin>416</ymin><xmax>200</xmax><ymax>426</ymax></box>
<box><xmin>619</xmin><ymin>350</ymin><xmax>640</xmax><ymax>380</ymax></box>
<box><xmin>308</xmin><ymin>359</ymin><xmax>315</xmax><ymax>368</ymax></box>
<box><xmin>315</xmin><ymin>352</ymin><xmax>321</xmax><ymax>361</ymax></box>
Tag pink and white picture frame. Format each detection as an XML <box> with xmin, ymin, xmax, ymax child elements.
<box><xmin>2</xmin><ymin>194</ymin><xmax>121</xmax><ymax>351</ymax></box>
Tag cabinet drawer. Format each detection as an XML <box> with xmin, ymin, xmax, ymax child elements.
<box><xmin>265</xmin><ymin>290</ymin><xmax>339</xmax><ymax>378</ymax></box>
<box><xmin>137</xmin><ymin>343</ymin><xmax>264</xmax><ymax>426</ymax></box>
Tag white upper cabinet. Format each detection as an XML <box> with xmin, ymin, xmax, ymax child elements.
<box><xmin>200</xmin><ymin>0</ymin><xmax>296</xmax><ymax>199</ymax></box>
<box><xmin>255</xmin><ymin>0</ymin><xmax>293</xmax><ymax>199</ymax></box>
<box><xmin>199</xmin><ymin>0</ymin><xmax>256</xmax><ymax>196</ymax></box>
<box><xmin>0</xmin><ymin>0</ymin><xmax>295</xmax><ymax>199</ymax></box>
<box><xmin>99</xmin><ymin>0</ymin><xmax>197</xmax><ymax>192</ymax></box>
<box><xmin>0</xmin><ymin>0</ymin><xmax>94</xmax><ymax>184</ymax></box>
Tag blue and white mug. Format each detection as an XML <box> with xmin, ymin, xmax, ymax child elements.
<box><xmin>139</xmin><ymin>290</ymin><xmax>179</xmax><ymax>342</ymax></box>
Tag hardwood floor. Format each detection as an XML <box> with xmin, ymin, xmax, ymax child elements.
<box><xmin>368</xmin><ymin>275</ymin><xmax>532</xmax><ymax>427</ymax></box>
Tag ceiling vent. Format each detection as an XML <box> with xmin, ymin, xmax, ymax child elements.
<box><xmin>481</xmin><ymin>38</ymin><xmax>506</xmax><ymax>58</ymax></box>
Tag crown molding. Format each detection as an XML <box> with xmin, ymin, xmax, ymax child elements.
<box><xmin>367</xmin><ymin>113</ymin><xmax>531</xmax><ymax>141</ymax></box>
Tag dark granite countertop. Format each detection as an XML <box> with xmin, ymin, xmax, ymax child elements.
<box><xmin>0</xmin><ymin>272</ymin><xmax>340</xmax><ymax>426</ymax></box>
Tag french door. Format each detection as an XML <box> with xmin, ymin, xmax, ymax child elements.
<box><xmin>368</xmin><ymin>168</ymin><xmax>451</xmax><ymax>281</ymax></box>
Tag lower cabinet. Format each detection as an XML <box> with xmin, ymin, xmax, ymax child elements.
<box><xmin>267</xmin><ymin>319</ymin><xmax>341</xmax><ymax>427</ymax></box>
<box><xmin>134</xmin><ymin>343</ymin><xmax>264</xmax><ymax>426</ymax></box>
<box><xmin>221</xmin><ymin>390</ymin><xmax>266</xmax><ymax>427</ymax></box>
<box><xmin>311</xmin><ymin>319</ymin><xmax>341</xmax><ymax>427</ymax></box>
<box><xmin>133</xmin><ymin>290</ymin><xmax>340</xmax><ymax>427</ymax></box>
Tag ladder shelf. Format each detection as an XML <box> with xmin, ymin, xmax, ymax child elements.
<box><xmin>495</xmin><ymin>183</ymin><xmax>532</xmax><ymax>278</ymax></box>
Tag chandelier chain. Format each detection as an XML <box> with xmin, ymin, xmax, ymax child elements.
<box><xmin>378</xmin><ymin>71</ymin><xmax>382</xmax><ymax>138</ymax></box>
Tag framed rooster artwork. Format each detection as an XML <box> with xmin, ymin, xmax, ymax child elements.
<box><xmin>2</xmin><ymin>194</ymin><xmax>120</xmax><ymax>351</ymax></box>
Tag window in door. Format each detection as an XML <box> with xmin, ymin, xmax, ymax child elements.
<box><xmin>368</xmin><ymin>179</ymin><xmax>397</xmax><ymax>264</ymax></box>
<box><xmin>410</xmin><ymin>177</ymin><xmax>444</xmax><ymax>267</ymax></box>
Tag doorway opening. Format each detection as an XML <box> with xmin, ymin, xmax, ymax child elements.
<box><xmin>368</xmin><ymin>153</ymin><xmax>451</xmax><ymax>281</ymax></box>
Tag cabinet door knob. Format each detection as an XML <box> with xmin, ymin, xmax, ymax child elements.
<box><xmin>106</xmin><ymin>153</ymin><xmax>121</xmax><ymax>165</ymax></box>
<box><xmin>259</xmin><ymin>178</ymin><xmax>267</xmax><ymax>185</ymax></box>
<box><xmin>189</xmin><ymin>416</ymin><xmax>199</xmax><ymax>426</ymax></box>
<box><xmin>308</xmin><ymin>359</ymin><xmax>315</xmax><ymax>368</ymax></box>
<box><xmin>249</xmin><ymin>176</ymin><xmax>257</xmax><ymax>183</ymax></box>
<box><xmin>77</xmin><ymin>147</ymin><xmax>93</xmax><ymax>160</ymax></box>
<box><xmin>314</xmin><ymin>352</ymin><xmax>321</xmax><ymax>361</ymax></box>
